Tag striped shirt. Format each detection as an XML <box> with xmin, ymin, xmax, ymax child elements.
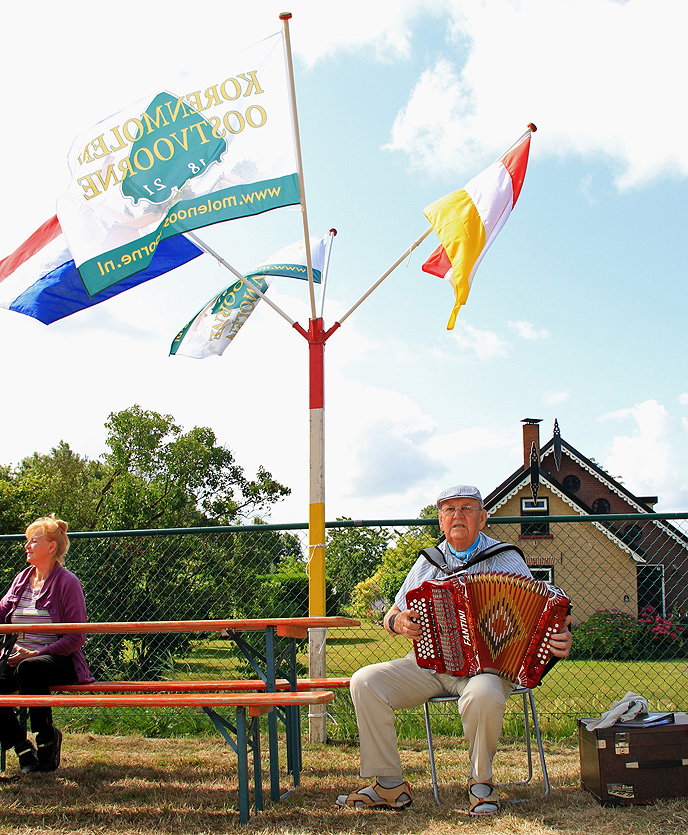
<box><xmin>11</xmin><ymin>584</ymin><xmax>57</xmax><ymax>651</ymax></box>
<box><xmin>394</xmin><ymin>531</ymin><xmax>532</xmax><ymax>612</ymax></box>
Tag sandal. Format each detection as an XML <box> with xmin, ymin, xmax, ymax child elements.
<box><xmin>336</xmin><ymin>779</ymin><xmax>413</xmax><ymax>809</ymax></box>
<box><xmin>468</xmin><ymin>782</ymin><xmax>499</xmax><ymax>815</ymax></box>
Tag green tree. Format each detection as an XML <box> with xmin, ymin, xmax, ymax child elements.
<box><xmin>378</xmin><ymin>506</ymin><xmax>439</xmax><ymax>603</ymax></box>
<box><xmin>96</xmin><ymin>405</ymin><xmax>290</xmax><ymax>529</ymax></box>
<box><xmin>3</xmin><ymin>406</ymin><xmax>291</xmax><ymax>533</ymax></box>
<box><xmin>0</xmin><ymin>405</ymin><xmax>293</xmax><ymax>680</ymax></box>
<box><xmin>325</xmin><ymin>520</ymin><xmax>390</xmax><ymax>611</ymax></box>
<box><xmin>348</xmin><ymin>507</ymin><xmax>440</xmax><ymax>620</ymax></box>
<box><xmin>16</xmin><ymin>441</ymin><xmax>108</xmax><ymax>531</ymax></box>
<box><xmin>0</xmin><ymin>466</ymin><xmax>26</xmax><ymax>535</ymax></box>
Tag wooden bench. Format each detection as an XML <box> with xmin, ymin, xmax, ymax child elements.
<box><xmin>49</xmin><ymin>676</ymin><xmax>351</xmax><ymax>693</ymax></box>
<box><xmin>0</xmin><ymin>617</ymin><xmax>358</xmax><ymax>821</ymax></box>
<box><xmin>0</xmin><ymin>689</ymin><xmax>335</xmax><ymax>823</ymax></box>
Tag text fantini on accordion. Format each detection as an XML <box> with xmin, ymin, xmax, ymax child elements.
<box><xmin>406</xmin><ymin>572</ymin><xmax>571</xmax><ymax>688</ymax></box>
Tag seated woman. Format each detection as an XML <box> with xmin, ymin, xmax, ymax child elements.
<box><xmin>0</xmin><ymin>514</ymin><xmax>93</xmax><ymax>774</ymax></box>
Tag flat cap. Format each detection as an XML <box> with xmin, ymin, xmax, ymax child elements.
<box><xmin>436</xmin><ymin>484</ymin><xmax>483</xmax><ymax>508</ymax></box>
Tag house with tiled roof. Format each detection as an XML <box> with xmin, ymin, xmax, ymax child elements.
<box><xmin>482</xmin><ymin>419</ymin><xmax>688</xmax><ymax>625</ymax></box>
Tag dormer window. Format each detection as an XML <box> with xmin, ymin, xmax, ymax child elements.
<box><xmin>520</xmin><ymin>497</ymin><xmax>550</xmax><ymax>537</ymax></box>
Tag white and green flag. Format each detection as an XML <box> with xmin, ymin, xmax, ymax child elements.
<box><xmin>57</xmin><ymin>32</ymin><xmax>298</xmax><ymax>298</ymax></box>
<box><xmin>170</xmin><ymin>233</ymin><xmax>331</xmax><ymax>359</ymax></box>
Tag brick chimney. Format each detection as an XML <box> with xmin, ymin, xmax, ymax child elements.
<box><xmin>522</xmin><ymin>418</ymin><xmax>542</xmax><ymax>469</ymax></box>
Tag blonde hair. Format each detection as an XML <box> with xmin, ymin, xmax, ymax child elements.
<box><xmin>26</xmin><ymin>513</ymin><xmax>70</xmax><ymax>564</ymax></box>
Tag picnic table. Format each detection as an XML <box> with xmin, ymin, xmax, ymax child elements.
<box><xmin>0</xmin><ymin>616</ymin><xmax>358</xmax><ymax>821</ymax></box>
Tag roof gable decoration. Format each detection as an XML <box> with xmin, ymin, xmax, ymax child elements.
<box><xmin>540</xmin><ymin>439</ymin><xmax>688</xmax><ymax>553</ymax></box>
<box><xmin>487</xmin><ymin>474</ymin><xmax>646</xmax><ymax>564</ymax></box>
<box><xmin>529</xmin><ymin>442</ymin><xmax>540</xmax><ymax>503</ymax></box>
<box><xmin>553</xmin><ymin>418</ymin><xmax>562</xmax><ymax>471</ymax></box>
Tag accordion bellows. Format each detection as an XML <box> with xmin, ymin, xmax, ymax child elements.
<box><xmin>406</xmin><ymin>572</ymin><xmax>570</xmax><ymax>688</ymax></box>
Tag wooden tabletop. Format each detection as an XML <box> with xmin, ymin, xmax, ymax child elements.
<box><xmin>0</xmin><ymin>616</ymin><xmax>360</xmax><ymax>639</ymax></box>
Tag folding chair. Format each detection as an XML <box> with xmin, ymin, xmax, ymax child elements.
<box><xmin>423</xmin><ymin>685</ymin><xmax>550</xmax><ymax>805</ymax></box>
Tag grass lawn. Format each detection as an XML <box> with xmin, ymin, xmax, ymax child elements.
<box><xmin>2</xmin><ymin>731</ymin><xmax>688</xmax><ymax>835</ymax></box>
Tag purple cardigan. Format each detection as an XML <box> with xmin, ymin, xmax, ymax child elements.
<box><xmin>0</xmin><ymin>564</ymin><xmax>94</xmax><ymax>683</ymax></box>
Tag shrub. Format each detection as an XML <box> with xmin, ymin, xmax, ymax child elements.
<box><xmin>347</xmin><ymin>570</ymin><xmax>387</xmax><ymax>623</ymax></box>
<box><xmin>570</xmin><ymin>609</ymin><xmax>647</xmax><ymax>661</ymax></box>
<box><xmin>571</xmin><ymin>607</ymin><xmax>688</xmax><ymax>661</ymax></box>
<box><xmin>637</xmin><ymin>605</ymin><xmax>686</xmax><ymax>660</ymax></box>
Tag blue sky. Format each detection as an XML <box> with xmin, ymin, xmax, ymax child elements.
<box><xmin>1</xmin><ymin>0</ymin><xmax>687</xmax><ymax>523</ymax></box>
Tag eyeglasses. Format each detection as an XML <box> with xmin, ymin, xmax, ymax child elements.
<box><xmin>439</xmin><ymin>504</ymin><xmax>483</xmax><ymax>517</ymax></box>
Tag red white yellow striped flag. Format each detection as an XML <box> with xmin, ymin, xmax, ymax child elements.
<box><xmin>423</xmin><ymin>125</ymin><xmax>535</xmax><ymax>330</ymax></box>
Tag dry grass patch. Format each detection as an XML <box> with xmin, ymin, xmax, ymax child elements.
<box><xmin>1</xmin><ymin>732</ymin><xmax>687</xmax><ymax>835</ymax></box>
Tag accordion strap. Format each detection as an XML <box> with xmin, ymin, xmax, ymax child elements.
<box><xmin>419</xmin><ymin>541</ymin><xmax>525</xmax><ymax>575</ymax></box>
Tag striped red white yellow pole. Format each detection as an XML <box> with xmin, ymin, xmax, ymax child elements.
<box><xmin>293</xmin><ymin>315</ymin><xmax>339</xmax><ymax>744</ymax></box>
<box><xmin>307</xmin><ymin>317</ymin><xmax>326</xmax><ymax>618</ymax></box>
<box><xmin>291</xmin><ymin>316</ymin><xmax>341</xmax><ymax>616</ymax></box>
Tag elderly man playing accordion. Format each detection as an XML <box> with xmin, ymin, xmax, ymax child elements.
<box><xmin>336</xmin><ymin>484</ymin><xmax>572</xmax><ymax>816</ymax></box>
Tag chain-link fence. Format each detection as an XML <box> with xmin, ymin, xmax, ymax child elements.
<box><xmin>2</xmin><ymin>512</ymin><xmax>687</xmax><ymax>737</ymax></box>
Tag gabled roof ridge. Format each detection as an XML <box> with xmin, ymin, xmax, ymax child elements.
<box><xmin>540</xmin><ymin>438</ymin><xmax>656</xmax><ymax>513</ymax></box>
<box><xmin>486</xmin><ymin>472</ymin><xmax>646</xmax><ymax>563</ymax></box>
<box><xmin>541</xmin><ymin>436</ymin><xmax>688</xmax><ymax>547</ymax></box>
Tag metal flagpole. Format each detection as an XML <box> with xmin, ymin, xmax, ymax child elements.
<box><xmin>281</xmin><ymin>13</ymin><xmax>316</xmax><ymax>319</ymax></box>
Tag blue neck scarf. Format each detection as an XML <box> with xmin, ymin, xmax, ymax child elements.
<box><xmin>447</xmin><ymin>536</ymin><xmax>480</xmax><ymax>562</ymax></box>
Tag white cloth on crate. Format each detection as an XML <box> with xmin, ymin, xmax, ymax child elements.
<box><xmin>585</xmin><ymin>692</ymin><xmax>649</xmax><ymax>730</ymax></box>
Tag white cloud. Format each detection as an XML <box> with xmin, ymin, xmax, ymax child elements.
<box><xmin>426</xmin><ymin>425</ymin><xmax>513</xmax><ymax>458</ymax></box>
<box><xmin>385</xmin><ymin>0</ymin><xmax>688</xmax><ymax>189</ymax></box>
<box><xmin>448</xmin><ymin>321</ymin><xmax>512</xmax><ymax>360</ymax></box>
<box><xmin>288</xmin><ymin>0</ymin><xmax>442</xmax><ymax>65</ymax></box>
<box><xmin>323</xmin><ymin>374</ymin><xmax>447</xmax><ymax>516</ymax></box>
<box><xmin>603</xmin><ymin>400</ymin><xmax>688</xmax><ymax>510</ymax></box>
<box><xmin>598</xmin><ymin>407</ymin><xmax>633</xmax><ymax>423</ymax></box>
<box><xmin>508</xmin><ymin>320</ymin><xmax>550</xmax><ymax>341</ymax></box>
<box><xmin>579</xmin><ymin>174</ymin><xmax>598</xmax><ymax>206</ymax></box>
<box><xmin>679</xmin><ymin>393</ymin><xmax>688</xmax><ymax>406</ymax></box>
<box><xmin>543</xmin><ymin>391</ymin><xmax>569</xmax><ymax>407</ymax></box>
<box><xmin>425</xmin><ymin>425</ymin><xmax>520</xmax><ymax>496</ymax></box>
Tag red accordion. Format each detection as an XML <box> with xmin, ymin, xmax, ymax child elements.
<box><xmin>406</xmin><ymin>572</ymin><xmax>570</xmax><ymax>688</ymax></box>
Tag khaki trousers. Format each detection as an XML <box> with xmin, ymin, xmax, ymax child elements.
<box><xmin>350</xmin><ymin>651</ymin><xmax>514</xmax><ymax>784</ymax></box>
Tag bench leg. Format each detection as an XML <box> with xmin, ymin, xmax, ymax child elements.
<box><xmin>251</xmin><ymin>714</ymin><xmax>263</xmax><ymax>813</ymax></box>
<box><xmin>287</xmin><ymin>638</ymin><xmax>301</xmax><ymax>781</ymax></box>
<box><xmin>202</xmin><ymin>706</ymin><xmax>263</xmax><ymax>823</ymax></box>
<box><xmin>264</xmin><ymin>628</ymin><xmax>282</xmax><ymax>801</ymax></box>
<box><xmin>235</xmin><ymin>708</ymin><xmax>250</xmax><ymax>824</ymax></box>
